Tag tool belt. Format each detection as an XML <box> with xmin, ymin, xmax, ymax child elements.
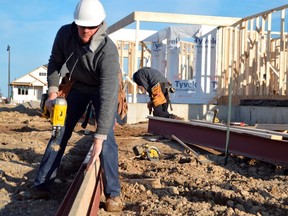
<box><xmin>58</xmin><ymin>74</ymin><xmax>75</xmax><ymax>98</ymax></box>
<box><xmin>151</xmin><ymin>82</ymin><xmax>167</xmax><ymax>107</ymax></box>
<box><xmin>57</xmin><ymin>71</ymin><xmax>128</xmax><ymax>120</ymax></box>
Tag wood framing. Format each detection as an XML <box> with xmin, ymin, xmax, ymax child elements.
<box><xmin>55</xmin><ymin>146</ymin><xmax>103</xmax><ymax>216</ymax></box>
<box><xmin>218</xmin><ymin>4</ymin><xmax>288</xmax><ymax>103</ymax></box>
<box><xmin>108</xmin><ymin>11</ymin><xmax>240</xmax><ymax>102</ymax></box>
<box><xmin>107</xmin><ymin>11</ymin><xmax>240</xmax><ymax>34</ymax></box>
<box><xmin>108</xmin><ymin>5</ymin><xmax>288</xmax><ymax>104</ymax></box>
<box><xmin>69</xmin><ymin>161</ymin><xmax>101</xmax><ymax>216</ymax></box>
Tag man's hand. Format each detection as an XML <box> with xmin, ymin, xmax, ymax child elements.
<box><xmin>86</xmin><ymin>138</ymin><xmax>103</xmax><ymax>170</ymax></box>
<box><xmin>45</xmin><ymin>92</ymin><xmax>58</xmax><ymax>113</ymax></box>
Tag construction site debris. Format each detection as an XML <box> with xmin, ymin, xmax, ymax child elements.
<box><xmin>171</xmin><ymin>134</ymin><xmax>212</xmax><ymax>164</ymax></box>
<box><xmin>0</xmin><ymin>105</ymin><xmax>287</xmax><ymax>216</ymax></box>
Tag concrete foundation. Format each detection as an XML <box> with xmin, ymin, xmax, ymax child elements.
<box><xmin>125</xmin><ymin>103</ymin><xmax>288</xmax><ymax>126</ymax></box>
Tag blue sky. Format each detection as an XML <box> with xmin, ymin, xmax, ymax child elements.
<box><xmin>0</xmin><ymin>0</ymin><xmax>287</xmax><ymax>97</ymax></box>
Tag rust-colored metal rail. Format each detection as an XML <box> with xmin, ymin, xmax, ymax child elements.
<box><xmin>55</xmin><ymin>147</ymin><xmax>102</xmax><ymax>216</ymax></box>
<box><xmin>147</xmin><ymin>116</ymin><xmax>288</xmax><ymax>167</ymax></box>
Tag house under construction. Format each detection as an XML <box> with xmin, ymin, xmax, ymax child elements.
<box><xmin>54</xmin><ymin>6</ymin><xmax>288</xmax><ymax>215</ymax></box>
<box><xmin>108</xmin><ymin>4</ymin><xmax>288</xmax><ymax>125</ymax></box>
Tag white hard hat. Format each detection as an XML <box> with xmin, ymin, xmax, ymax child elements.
<box><xmin>74</xmin><ymin>0</ymin><xmax>106</xmax><ymax>27</ymax></box>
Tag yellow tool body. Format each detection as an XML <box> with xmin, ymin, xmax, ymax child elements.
<box><xmin>133</xmin><ymin>144</ymin><xmax>160</xmax><ymax>161</ymax></box>
<box><xmin>40</xmin><ymin>94</ymin><xmax>68</xmax><ymax>139</ymax></box>
<box><xmin>51</xmin><ymin>97</ymin><xmax>67</xmax><ymax>127</ymax></box>
<box><xmin>50</xmin><ymin>97</ymin><xmax>67</xmax><ymax>138</ymax></box>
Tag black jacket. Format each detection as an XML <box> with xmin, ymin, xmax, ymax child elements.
<box><xmin>132</xmin><ymin>67</ymin><xmax>168</xmax><ymax>95</ymax></box>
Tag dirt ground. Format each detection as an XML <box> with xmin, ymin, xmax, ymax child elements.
<box><xmin>0</xmin><ymin>103</ymin><xmax>287</xmax><ymax>216</ymax></box>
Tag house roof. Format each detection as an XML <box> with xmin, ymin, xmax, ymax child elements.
<box><xmin>11</xmin><ymin>65</ymin><xmax>48</xmax><ymax>87</ymax></box>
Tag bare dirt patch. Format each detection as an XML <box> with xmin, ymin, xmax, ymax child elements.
<box><xmin>0</xmin><ymin>103</ymin><xmax>287</xmax><ymax>216</ymax></box>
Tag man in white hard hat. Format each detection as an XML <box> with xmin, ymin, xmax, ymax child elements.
<box><xmin>19</xmin><ymin>0</ymin><xmax>123</xmax><ymax>212</ymax></box>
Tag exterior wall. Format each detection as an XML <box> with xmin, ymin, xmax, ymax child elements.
<box><xmin>11</xmin><ymin>66</ymin><xmax>47</xmax><ymax>104</ymax></box>
<box><xmin>12</xmin><ymin>85</ymin><xmax>47</xmax><ymax>104</ymax></box>
<box><xmin>125</xmin><ymin>102</ymin><xmax>288</xmax><ymax>126</ymax></box>
<box><xmin>125</xmin><ymin>103</ymin><xmax>190</xmax><ymax>124</ymax></box>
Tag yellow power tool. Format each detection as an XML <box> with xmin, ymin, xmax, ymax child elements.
<box><xmin>133</xmin><ymin>144</ymin><xmax>160</xmax><ymax>161</ymax></box>
<box><xmin>40</xmin><ymin>94</ymin><xmax>67</xmax><ymax>138</ymax></box>
<box><xmin>50</xmin><ymin>97</ymin><xmax>67</xmax><ymax>137</ymax></box>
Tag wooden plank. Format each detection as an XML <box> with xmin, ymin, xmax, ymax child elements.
<box><xmin>248</xmin><ymin>19</ymin><xmax>256</xmax><ymax>95</ymax></box>
<box><xmin>69</xmin><ymin>160</ymin><xmax>101</xmax><ymax>216</ymax></box>
<box><xmin>271</xmin><ymin>135</ymin><xmax>283</xmax><ymax>140</ymax></box>
<box><xmin>88</xmin><ymin>172</ymin><xmax>103</xmax><ymax>216</ymax></box>
<box><xmin>243</xmin><ymin>20</ymin><xmax>250</xmax><ymax>96</ymax></box>
<box><xmin>133</xmin><ymin>11</ymin><xmax>240</xmax><ymax>26</ymax></box>
<box><xmin>107</xmin><ymin>13</ymin><xmax>135</xmax><ymax>34</ymax></box>
<box><xmin>228</xmin><ymin>27</ymin><xmax>234</xmax><ymax>94</ymax></box>
<box><xmin>189</xmin><ymin>143</ymin><xmax>223</xmax><ymax>156</ymax></box>
<box><xmin>255</xmin><ymin>123</ymin><xmax>288</xmax><ymax>131</ymax></box>
<box><xmin>239</xmin><ymin>23</ymin><xmax>245</xmax><ymax>95</ymax></box>
<box><xmin>216</xmin><ymin>27</ymin><xmax>224</xmax><ymax>95</ymax></box>
<box><xmin>177</xmin><ymin>118</ymin><xmax>288</xmax><ymax>139</ymax></box>
<box><xmin>226</xmin><ymin>28</ymin><xmax>231</xmax><ymax>95</ymax></box>
<box><xmin>279</xmin><ymin>9</ymin><xmax>286</xmax><ymax>95</ymax></box>
<box><xmin>265</xmin><ymin>14</ymin><xmax>271</xmax><ymax>94</ymax></box>
<box><xmin>56</xmin><ymin>146</ymin><xmax>102</xmax><ymax>216</ymax></box>
<box><xmin>259</xmin><ymin>19</ymin><xmax>266</xmax><ymax>96</ymax></box>
<box><xmin>286</xmin><ymin>33</ymin><xmax>288</xmax><ymax>95</ymax></box>
<box><xmin>232</xmin><ymin>4</ymin><xmax>288</xmax><ymax>26</ymax></box>
<box><xmin>55</xmin><ymin>165</ymin><xmax>86</xmax><ymax>216</ymax></box>
<box><xmin>108</xmin><ymin>11</ymin><xmax>240</xmax><ymax>35</ymax></box>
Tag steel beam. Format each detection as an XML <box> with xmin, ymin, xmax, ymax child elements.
<box><xmin>55</xmin><ymin>147</ymin><xmax>102</xmax><ymax>216</ymax></box>
<box><xmin>147</xmin><ymin>117</ymin><xmax>288</xmax><ymax>167</ymax></box>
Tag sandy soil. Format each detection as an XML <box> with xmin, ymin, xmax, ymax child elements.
<box><xmin>0</xmin><ymin>103</ymin><xmax>287</xmax><ymax>216</ymax></box>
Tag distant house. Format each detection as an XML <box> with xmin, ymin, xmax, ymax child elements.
<box><xmin>11</xmin><ymin>65</ymin><xmax>48</xmax><ymax>103</ymax></box>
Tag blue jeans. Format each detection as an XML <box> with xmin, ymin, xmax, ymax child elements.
<box><xmin>34</xmin><ymin>88</ymin><xmax>121</xmax><ymax>197</ymax></box>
